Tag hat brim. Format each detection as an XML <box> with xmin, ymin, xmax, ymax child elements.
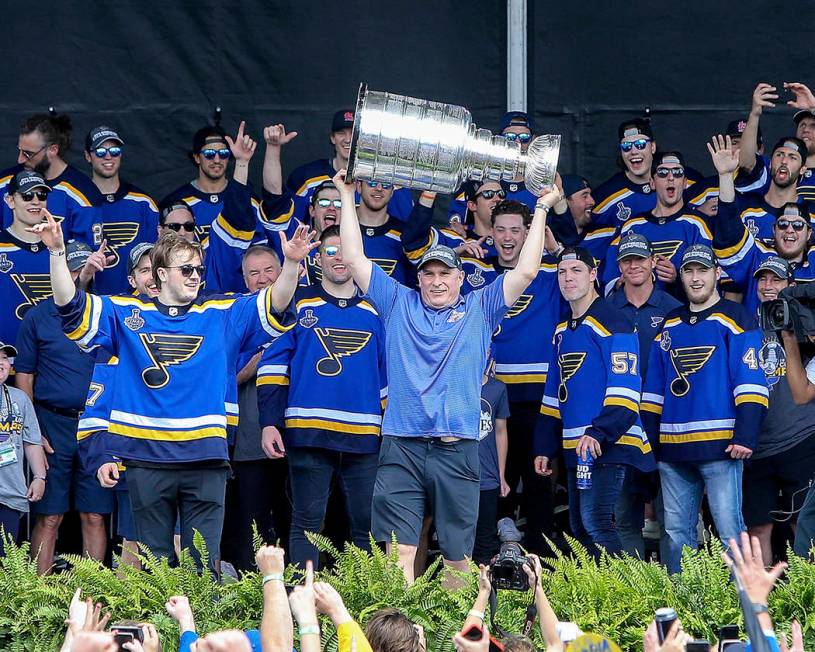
<box><xmin>17</xmin><ymin>183</ymin><xmax>51</xmax><ymax>194</ymax></box>
<box><xmin>90</xmin><ymin>136</ymin><xmax>124</xmax><ymax>150</ymax></box>
<box><xmin>617</xmin><ymin>250</ymin><xmax>651</xmax><ymax>261</ymax></box>
<box><xmin>680</xmin><ymin>258</ymin><xmax>715</xmax><ymax>270</ymax></box>
<box><xmin>794</xmin><ymin>110</ymin><xmax>815</xmax><ymax>123</ymax></box>
<box><xmin>418</xmin><ymin>255</ymin><xmax>460</xmax><ymax>270</ymax></box>
<box><xmin>753</xmin><ymin>267</ymin><xmax>788</xmax><ymax>280</ymax></box>
<box><xmin>1</xmin><ymin>344</ymin><xmax>18</xmax><ymax>358</ymax></box>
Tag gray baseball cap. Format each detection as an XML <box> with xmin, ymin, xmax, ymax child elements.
<box><xmin>753</xmin><ymin>256</ymin><xmax>792</xmax><ymax>280</ymax></box>
<box><xmin>66</xmin><ymin>240</ymin><xmax>94</xmax><ymax>272</ymax></box>
<box><xmin>128</xmin><ymin>242</ymin><xmax>154</xmax><ymax>274</ymax></box>
<box><xmin>680</xmin><ymin>244</ymin><xmax>718</xmax><ymax>270</ymax></box>
<box><xmin>617</xmin><ymin>233</ymin><xmax>652</xmax><ymax>261</ymax></box>
<box><xmin>417</xmin><ymin>245</ymin><xmax>462</xmax><ymax>270</ymax></box>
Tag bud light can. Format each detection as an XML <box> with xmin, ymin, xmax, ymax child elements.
<box><xmin>576</xmin><ymin>450</ymin><xmax>593</xmax><ymax>490</ymax></box>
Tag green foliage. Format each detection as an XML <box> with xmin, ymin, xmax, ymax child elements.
<box><xmin>0</xmin><ymin>532</ymin><xmax>813</xmax><ymax>651</ymax></box>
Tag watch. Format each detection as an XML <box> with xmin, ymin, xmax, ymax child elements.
<box><xmin>751</xmin><ymin>603</ymin><xmax>769</xmax><ymax>614</ymax></box>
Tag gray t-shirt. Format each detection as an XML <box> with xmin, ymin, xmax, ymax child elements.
<box><xmin>0</xmin><ymin>385</ymin><xmax>42</xmax><ymax>512</ymax></box>
<box><xmin>755</xmin><ymin>332</ymin><xmax>815</xmax><ymax>459</ymax></box>
<box><xmin>233</xmin><ymin>380</ymin><xmax>265</xmax><ymax>462</ymax></box>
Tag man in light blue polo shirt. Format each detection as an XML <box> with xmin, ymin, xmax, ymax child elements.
<box><xmin>334</xmin><ymin>169</ymin><xmax>561</xmax><ymax>582</ymax></box>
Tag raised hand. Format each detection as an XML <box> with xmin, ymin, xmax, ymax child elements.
<box><xmin>255</xmin><ymin>545</ymin><xmax>285</xmax><ymax>576</ymax></box>
<box><xmin>288</xmin><ymin>560</ymin><xmax>318</xmax><ymax>626</ymax></box>
<box><xmin>25</xmin><ymin>208</ymin><xmax>64</xmax><ymax>251</ymax></box>
<box><xmin>780</xmin><ymin>620</ymin><xmax>804</xmax><ymax>652</ymax></box>
<box><xmin>454</xmin><ymin>236</ymin><xmax>488</xmax><ymax>259</ymax></box>
<box><xmin>751</xmin><ymin>82</ymin><xmax>778</xmax><ymax>116</ymax></box>
<box><xmin>477</xmin><ymin>564</ymin><xmax>492</xmax><ymax>594</ymax></box>
<box><xmin>280</xmin><ymin>224</ymin><xmax>320</xmax><ymax>263</ymax></box>
<box><xmin>723</xmin><ymin>532</ymin><xmax>787</xmax><ymax>606</ymax></box>
<box><xmin>707</xmin><ymin>134</ymin><xmax>740</xmax><ymax>175</ymax></box>
<box><xmin>537</xmin><ymin>184</ymin><xmax>563</xmax><ymax>209</ymax></box>
<box><xmin>226</xmin><ymin>121</ymin><xmax>257</xmax><ymax>163</ymax></box>
<box><xmin>264</xmin><ymin>124</ymin><xmax>298</xmax><ymax>147</ymax></box>
<box><xmin>165</xmin><ymin>595</ymin><xmax>195</xmax><ymax>633</ymax></box>
<box><xmin>332</xmin><ymin>169</ymin><xmax>355</xmax><ymax>197</ymax></box>
<box><xmin>785</xmin><ymin>82</ymin><xmax>815</xmax><ymax>111</ymax></box>
<box><xmin>80</xmin><ymin>239</ymin><xmax>115</xmax><ymax>285</ymax></box>
<box><xmin>313</xmin><ymin>581</ymin><xmax>352</xmax><ymax>624</ymax></box>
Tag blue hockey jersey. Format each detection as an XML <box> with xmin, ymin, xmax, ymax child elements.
<box><xmin>533</xmin><ymin>298</ymin><xmax>655</xmax><ymax>471</ymax></box>
<box><xmin>641</xmin><ymin>299</ymin><xmax>768</xmax><ymax>461</ymax></box>
<box><xmin>446</xmin><ymin>179</ymin><xmax>538</xmax><ymax>225</ymax></box>
<box><xmin>58</xmin><ymin>288</ymin><xmax>291</xmax><ymax>464</ymax></box>
<box><xmin>91</xmin><ymin>181</ymin><xmax>159</xmax><ymax>295</ymax></box>
<box><xmin>735</xmin><ymin>153</ymin><xmax>815</xmax><ymax>204</ymax></box>
<box><xmin>460</xmin><ymin>256</ymin><xmax>565</xmax><ymax>402</ymax></box>
<box><xmin>0</xmin><ymin>232</ymin><xmax>52</xmax><ymax>346</ymax></box>
<box><xmin>256</xmin><ymin>285</ymin><xmax>386</xmax><ymax>454</ymax></box>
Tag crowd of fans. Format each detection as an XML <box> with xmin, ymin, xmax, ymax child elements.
<box><xmin>2</xmin><ymin>78</ymin><xmax>815</xmax><ymax>648</ymax></box>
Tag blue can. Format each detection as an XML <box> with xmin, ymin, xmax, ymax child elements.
<box><xmin>576</xmin><ymin>450</ymin><xmax>593</xmax><ymax>490</ymax></box>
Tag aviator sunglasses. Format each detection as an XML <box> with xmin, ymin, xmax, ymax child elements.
<box><xmin>200</xmin><ymin>148</ymin><xmax>231</xmax><ymax>160</ymax></box>
<box><xmin>619</xmin><ymin>138</ymin><xmax>651</xmax><ymax>153</ymax></box>
<box><xmin>93</xmin><ymin>146</ymin><xmax>122</xmax><ymax>158</ymax></box>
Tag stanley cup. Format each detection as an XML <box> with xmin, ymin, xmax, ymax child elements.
<box><xmin>346</xmin><ymin>83</ymin><xmax>560</xmax><ymax>195</ymax></box>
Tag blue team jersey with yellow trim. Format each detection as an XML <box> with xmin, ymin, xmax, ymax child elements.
<box><xmin>58</xmin><ymin>288</ymin><xmax>291</xmax><ymax>464</ymax></box>
<box><xmin>91</xmin><ymin>181</ymin><xmax>159</xmax><ymax>295</ymax></box>
<box><xmin>641</xmin><ymin>299</ymin><xmax>768</xmax><ymax>461</ymax></box>
<box><xmin>533</xmin><ymin>298</ymin><xmax>655</xmax><ymax>471</ymax></box>
<box><xmin>735</xmin><ymin>153</ymin><xmax>815</xmax><ymax>204</ymax></box>
<box><xmin>256</xmin><ymin>285</ymin><xmax>387</xmax><ymax>454</ymax></box>
<box><xmin>0</xmin><ymin>232</ymin><xmax>52</xmax><ymax>347</ymax></box>
<box><xmin>461</xmin><ymin>256</ymin><xmax>565</xmax><ymax>402</ymax></box>
<box><xmin>446</xmin><ymin>179</ymin><xmax>538</xmax><ymax>225</ymax></box>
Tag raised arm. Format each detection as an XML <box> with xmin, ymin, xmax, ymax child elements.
<box><xmin>708</xmin><ymin>134</ymin><xmax>740</xmax><ymax>203</ymax></box>
<box><xmin>271</xmin><ymin>224</ymin><xmax>319</xmax><ymax>313</ymax></box>
<box><xmin>255</xmin><ymin>546</ymin><xmax>294</xmax><ymax>652</ymax></box>
<box><xmin>739</xmin><ymin>83</ymin><xmax>776</xmax><ymax>172</ymax></box>
<box><xmin>262</xmin><ymin>124</ymin><xmax>298</xmax><ymax>195</ymax></box>
<box><xmin>226</xmin><ymin>120</ymin><xmax>256</xmax><ymax>186</ymax></box>
<box><xmin>334</xmin><ymin>169</ymin><xmax>373</xmax><ymax>293</ymax></box>
<box><xmin>503</xmin><ymin>186</ymin><xmax>562</xmax><ymax>306</ymax></box>
<box><xmin>781</xmin><ymin>330</ymin><xmax>815</xmax><ymax>405</ymax></box>
<box><xmin>27</xmin><ymin>209</ymin><xmax>75</xmax><ymax>306</ymax></box>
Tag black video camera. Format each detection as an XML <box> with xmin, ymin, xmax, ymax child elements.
<box><xmin>489</xmin><ymin>541</ymin><xmax>530</xmax><ymax>591</ymax></box>
<box><xmin>760</xmin><ymin>282</ymin><xmax>815</xmax><ymax>341</ymax></box>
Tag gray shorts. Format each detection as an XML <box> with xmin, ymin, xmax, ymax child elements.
<box><xmin>371</xmin><ymin>435</ymin><xmax>480</xmax><ymax>561</ymax></box>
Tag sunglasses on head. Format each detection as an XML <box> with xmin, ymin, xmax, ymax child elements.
<box><xmin>776</xmin><ymin>218</ymin><xmax>807</xmax><ymax>232</ymax></box>
<box><xmin>366</xmin><ymin>180</ymin><xmax>393</xmax><ymax>190</ymax></box>
<box><xmin>655</xmin><ymin>166</ymin><xmax>685</xmax><ymax>179</ymax></box>
<box><xmin>200</xmin><ymin>148</ymin><xmax>231</xmax><ymax>160</ymax></box>
<box><xmin>164</xmin><ymin>222</ymin><xmax>196</xmax><ymax>233</ymax></box>
<box><xmin>503</xmin><ymin>132</ymin><xmax>532</xmax><ymax>143</ymax></box>
<box><xmin>167</xmin><ymin>264</ymin><xmax>205</xmax><ymax>278</ymax></box>
<box><xmin>619</xmin><ymin>138</ymin><xmax>651</xmax><ymax>153</ymax></box>
<box><xmin>476</xmin><ymin>189</ymin><xmax>507</xmax><ymax>200</ymax></box>
<box><xmin>323</xmin><ymin>245</ymin><xmax>340</xmax><ymax>256</ymax></box>
<box><xmin>93</xmin><ymin>146</ymin><xmax>122</xmax><ymax>158</ymax></box>
<box><xmin>316</xmin><ymin>198</ymin><xmax>342</xmax><ymax>209</ymax></box>
<box><xmin>20</xmin><ymin>190</ymin><xmax>48</xmax><ymax>202</ymax></box>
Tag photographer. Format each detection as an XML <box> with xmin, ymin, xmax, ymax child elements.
<box><xmin>741</xmin><ymin>259</ymin><xmax>815</xmax><ymax>565</ymax></box>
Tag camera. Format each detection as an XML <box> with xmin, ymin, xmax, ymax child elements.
<box><xmin>759</xmin><ymin>283</ymin><xmax>815</xmax><ymax>340</ymax></box>
<box><xmin>489</xmin><ymin>541</ymin><xmax>530</xmax><ymax>591</ymax></box>
<box><xmin>759</xmin><ymin>298</ymin><xmax>791</xmax><ymax>331</ymax></box>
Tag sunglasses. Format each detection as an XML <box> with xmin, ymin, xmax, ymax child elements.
<box><xmin>19</xmin><ymin>190</ymin><xmax>48</xmax><ymax>202</ymax></box>
<box><xmin>18</xmin><ymin>145</ymin><xmax>46</xmax><ymax>160</ymax></box>
<box><xmin>366</xmin><ymin>181</ymin><xmax>393</xmax><ymax>190</ymax></box>
<box><xmin>504</xmin><ymin>132</ymin><xmax>532</xmax><ymax>143</ymax></box>
<box><xmin>655</xmin><ymin>166</ymin><xmax>685</xmax><ymax>179</ymax></box>
<box><xmin>200</xmin><ymin>148</ymin><xmax>231</xmax><ymax>160</ymax></box>
<box><xmin>776</xmin><ymin>218</ymin><xmax>807</xmax><ymax>232</ymax></box>
<box><xmin>166</xmin><ymin>264</ymin><xmax>205</xmax><ymax>278</ymax></box>
<box><xmin>476</xmin><ymin>189</ymin><xmax>507</xmax><ymax>200</ymax></box>
<box><xmin>619</xmin><ymin>138</ymin><xmax>651</xmax><ymax>153</ymax></box>
<box><xmin>93</xmin><ymin>146</ymin><xmax>122</xmax><ymax>158</ymax></box>
<box><xmin>164</xmin><ymin>222</ymin><xmax>196</xmax><ymax>232</ymax></box>
<box><xmin>323</xmin><ymin>245</ymin><xmax>340</xmax><ymax>257</ymax></box>
<box><xmin>317</xmin><ymin>198</ymin><xmax>342</xmax><ymax>209</ymax></box>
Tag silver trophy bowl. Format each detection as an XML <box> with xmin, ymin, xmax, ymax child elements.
<box><xmin>347</xmin><ymin>83</ymin><xmax>560</xmax><ymax>195</ymax></box>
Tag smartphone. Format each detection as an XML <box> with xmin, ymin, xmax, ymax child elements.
<box><xmin>686</xmin><ymin>641</ymin><xmax>711</xmax><ymax>652</ymax></box>
<box><xmin>112</xmin><ymin>625</ymin><xmax>144</xmax><ymax>650</ymax></box>
<box><xmin>461</xmin><ymin>625</ymin><xmax>483</xmax><ymax>641</ymax></box>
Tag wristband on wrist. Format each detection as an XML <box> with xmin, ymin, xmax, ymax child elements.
<box><xmin>33</xmin><ymin>475</ymin><xmax>46</xmax><ymax>481</ymax></box>
<box><xmin>752</xmin><ymin>603</ymin><xmax>769</xmax><ymax>614</ymax></box>
<box><xmin>299</xmin><ymin>625</ymin><xmax>320</xmax><ymax>636</ymax></box>
<box><xmin>468</xmin><ymin>609</ymin><xmax>485</xmax><ymax>620</ymax></box>
<box><xmin>49</xmin><ymin>248</ymin><xmax>65</xmax><ymax>256</ymax></box>
<box><xmin>262</xmin><ymin>572</ymin><xmax>284</xmax><ymax>585</ymax></box>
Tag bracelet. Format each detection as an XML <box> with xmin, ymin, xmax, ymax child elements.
<box><xmin>468</xmin><ymin>609</ymin><xmax>485</xmax><ymax>620</ymax></box>
<box><xmin>33</xmin><ymin>475</ymin><xmax>46</xmax><ymax>481</ymax></box>
<box><xmin>262</xmin><ymin>573</ymin><xmax>284</xmax><ymax>585</ymax></box>
<box><xmin>299</xmin><ymin>625</ymin><xmax>320</xmax><ymax>636</ymax></box>
<box><xmin>752</xmin><ymin>603</ymin><xmax>769</xmax><ymax>614</ymax></box>
<box><xmin>49</xmin><ymin>248</ymin><xmax>65</xmax><ymax>257</ymax></box>
<box><xmin>535</xmin><ymin>202</ymin><xmax>551</xmax><ymax>212</ymax></box>
<box><xmin>420</xmin><ymin>191</ymin><xmax>436</xmax><ymax>202</ymax></box>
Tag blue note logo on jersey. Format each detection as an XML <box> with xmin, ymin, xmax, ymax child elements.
<box><xmin>138</xmin><ymin>333</ymin><xmax>204</xmax><ymax>389</ymax></box>
<box><xmin>124</xmin><ymin>308</ymin><xmax>145</xmax><ymax>332</ymax></box>
<box><xmin>494</xmin><ymin>294</ymin><xmax>533</xmax><ymax>336</ymax></box>
<box><xmin>616</xmin><ymin>203</ymin><xmax>631</xmax><ymax>222</ymax></box>
<box><xmin>557</xmin><ymin>352</ymin><xmax>587</xmax><ymax>401</ymax></box>
<box><xmin>668</xmin><ymin>346</ymin><xmax>716</xmax><ymax>397</ymax></box>
<box><xmin>102</xmin><ymin>222</ymin><xmax>140</xmax><ymax>268</ymax></box>
<box><xmin>371</xmin><ymin>258</ymin><xmax>397</xmax><ymax>276</ymax></box>
<box><xmin>651</xmin><ymin>241</ymin><xmax>682</xmax><ymax>260</ymax></box>
<box><xmin>0</xmin><ymin>254</ymin><xmax>13</xmax><ymax>273</ymax></box>
<box><xmin>314</xmin><ymin>328</ymin><xmax>372</xmax><ymax>376</ymax></box>
<box><xmin>11</xmin><ymin>273</ymin><xmax>53</xmax><ymax>319</ymax></box>
<box><xmin>759</xmin><ymin>338</ymin><xmax>785</xmax><ymax>389</ymax></box>
<box><xmin>299</xmin><ymin>309</ymin><xmax>318</xmax><ymax>329</ymax></box>
<box><xmin>651</xmin><ymin>316</ymin><xmax>665</xmax><ymax>329</ymax></box>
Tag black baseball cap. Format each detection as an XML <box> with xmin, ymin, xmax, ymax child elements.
<box><xmin>331</xmin><ymin>109</ymin><xmax>355</xmax><ymax>132</ymax></box>
<box><xmin>499</xmin><ymin>111</ymin><xmax>534</xmax><ymax>133</ymax></box>
<box><xmin>680</xmin><ymin>244</ymin><xmax>718</xmax><ymax>270</ymax></box>
<box><xmin>793</xmin><ymin>109</ymin><xmax>815</xmax><ymax>125</ymax></box>
<box><xmin>462</xmin><ymin>178</ymin><xmax>501</xmax><ymax>202</ymax></box>
<box><xmin>85</xmin><ymin>126</ymin><xmax>124</xmax><ymax>152</ymax></box>
<box><xmin>775</xmin><ymin>202</ymin><xmax>809</xmax><ymax>223</ymax></box>
<box><xmin>417</xmin><ymin>245</ymin><xmax>462</xmax><ymax>270</ymax></box>
<box><xmin>771</xmin><ymin>137</ymin><xmax>808</xmax><ymax>162</ymax></box>
<box><xmin>128</xmin><ymin>242</ymin><xmax>154</xmax><ymax>275</ymax></box>
<box><xmin>311</xmin><ymin>180</ymin><xmax>338</xmax><ymax>205</ymax></box>
<box><xmin>0</xmin><ymin>342</ymin><xmax>17</xmax><ymax>358</ymax></box>
<box><xmin>10</xmin><ymin>170</ymin><xmax>50</xmax><ymax>195</ymax></box>
<box><xmin>617</xmin><ymin>233</ymin><xmax>652</xmax><ymax>261</ymax></box>
<box><xmin>753</xmin><ymin>256</ymin><xmax>792</xmax><ymax>281</ymax></box>
<box><xmin>66</xmin><ymin>240</ymin><xmax>93</xmax><ymax>272</ymax></box>
<box><xmin>618</xmin><ymin>117</ymin><xmax>653</xmax><ymax>141</ymax></box>
<box><xmin>651</xmin><ymin>151</ymin><xmax>685</xmax><ymax>174</ymax></box>
<box><xmin>561</xmin><ymin>175</ymin><xmax>591</xmax><ymax>199</ymax></box>
<box><xmin>191</xmin><ymin>125</ymin><xmax>228</xmax><ymax>154</ymax></box>
<box><xmin>159</xmin><ymin>199</ymin><xmax>194</xmax><ymax>223</ymax></box>
<box><xmin>558</xmin><ymin>246</ymin><xmax>597</xmax><ymax>269</ymax></box>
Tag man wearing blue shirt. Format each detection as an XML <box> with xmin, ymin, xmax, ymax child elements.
<box><xmin>335</xmin><ymin>168</ymin><xmax>562</xmax><ymax>583</ymax></box>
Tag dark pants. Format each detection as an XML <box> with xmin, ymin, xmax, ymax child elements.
<box><xmin>794</xmin><ymin>480</ymin><xmax>815</xmax><ymax>558</ymax></box>
<box><xmin>500</xmin><ymin>402</ymin><xmax>554</xmax><ymax>554</ymax></box>
<box><xmin>473</xmin><ymin>488</ymin><xmax>500</xmax><ymax>565</ymax></box>
<box><xmin>567</xmin><ymin>463</ymin><xmax>626</xmax><ymax>558</ymax></box>
<box><xmin>126</xmin><ymin>465</ymin><xmax>228</xmax><ymax>573</ymax></box>
<box><xmin>287</xmin><ymin>446</ymin><xmax>377</xmax><ymax>569</ymax></box>
<box><xmin>222</xmin><ymin>458</ymin><xmax>291</xmax><ymax>573</ymax></box>
<box><xmin>0</xmin><ymin>505</ymin><xmax>21</xmax><ymax>557</ymax></box>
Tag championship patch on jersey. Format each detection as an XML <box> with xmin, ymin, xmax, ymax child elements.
<box><xmin>299</xmin><ymin>309</ymin><xmax>318</xmax><ymax>329</ymax></box>
<box><xmin>124</xmin><ymin>308</ymin><xmax>145</xmax><ymax>331</ymax></box>
<box><xmin>759</xmin><ymin>337</ymin><xmax>786</xmax><ymax>388</ymax></box>
<box><xmin>668</xmin><ymin>345</ymin><xmax>716</xmax><ymax>396</ymax></box>
<box><xmin>557</xmin><ymin>352</ymin><xmax>587</xmax><ymax>401</ymax></box>
<box><xmin>616</xmin><ymin>203</ymin><xmax>632</xmax><ymax>222</ymax></box>
<box><xmin>138</xmin><ymin>333</ymin><xmax>204</xmax><ymax>389</ymax></box>
<box><xmin>0</xmin><ymin>253</ymin><xmax>13</xmax><ymax>273</ymax></box>
<box><xmin>467</xmin><ymin>268</ymin><xmax>486</xmax><ymax>288</ymax></box>
<box><xmin>11</xmin><ymin>273</ymin><xmax>53</xmax><ymax>319</ymax></box>
<box><xmin>314</xmin><ymin>328</ymin><xmax>372</xmax><ymax>376</ymax></box>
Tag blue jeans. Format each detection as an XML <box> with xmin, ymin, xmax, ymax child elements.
<box><xmin>567</xmin><ymin>463</ymin><xmax>626</xmax><ymax>558</ymax></box>
<box><xmin>287</xmin><ymin>446</ymin><xmax>378</xmax><ymax>569</ymax></box>
<box><xmin>658</xmin><ymin>459</ymin><xmax>746</xmax><ymax>574</ymax></box>
<box><xmin>615</xmin><ymin>468</ymin><xmax>645</xmax><ymax>559</ymax></box>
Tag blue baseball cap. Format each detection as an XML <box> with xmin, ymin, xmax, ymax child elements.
<box><xmin>617</xmin><ymin>233</ymin><xmax>652</xmax><ymax>261</ymax></box>
<box><xmin>561</xmin><ymin>174</ymin><xmax>591</xmax><ymax>199</ymax></box>
<box><xmin>499</xmin><ymin>111</ymin><xmax>534</xmax><ymax>133</ymax></box>
<box><xmin>754</xmin><ymin>256</ymin><xmax>792</xmax><ymax>280</ymax></box>
<box><xmin>680</xmin><ymin>244</ymin><xmax>718</xmax><ymax>269</ymax></box>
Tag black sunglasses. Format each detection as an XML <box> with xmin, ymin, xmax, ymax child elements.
<box><xmin>655</xmin><ymin>166</ymin><xmax>685</xmax><ymax>179</ymax></box>
<box><xmin>776</xmin><ymin>218</ymin><xmax>807</xmax><ymax>232</ymax></box>
<box><xmin>166</xmin><ymin>264</ymin><xmax>205</xmax><ymax>278</ymax></box>
<box><xmin>164</xmin><ymin>222</ymin><xmax>196</xmax><ymax>233</ymax></box>
<box><xmin>476</xmin><ymin>189</ymin><xmax>507</xmax><ymax>200</ymax></box>
<box><xmin>19</xmin><ymin>190</ymin><xmax>49</xmax><ymax>202</ymax></box>
<box><xmin>200</xmin><ymin>148</ymin><xmax>231</xmax><ymax>160</ymax></box>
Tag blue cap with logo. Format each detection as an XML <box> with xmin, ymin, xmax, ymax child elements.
<box><xmin>499</xmin><ymin>111</ymin><xmax>534</xmax><ymax>133</ymax></box>
<box><xmin>66</xmin><ymin>240</ymin><xmax>94</xmax><ymax>272</ymax></box>
<box><xmin>680</xmin><ymin>244</ymin><xmax>718</xmax><ymax>269</ymax></box>
<box><xmin>753</xmin><ymin>256</ymin><xmax>792</xmax><ymax>280</ymax></box>
<box><xmin>11</xmin><ymin>170</ymin><xmax>50</xmax><ymax>195</ymax></box>
<box><xmin>616</xmin><ymin>233</ymin><xmax>652</xmax><ymax>261</ymax></box>
<box><xmin>417</xmin><ymin>245</ymin><xmax>462</xmax><ymax>270</ymax></box>
<box><xmin>128</xmin><ymin>242</ymin><xmax>154</xmax><ymax>275</ymax></box>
